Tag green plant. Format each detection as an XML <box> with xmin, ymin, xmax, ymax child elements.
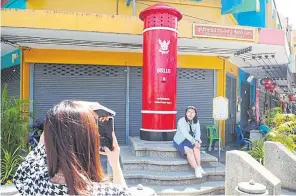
<box><xmin>266</xmin><ymin>131</ymin><xmax>295</xmax><ymax>151</ymax></box>
<box><xmin>1</xmin><ymin>147</ymin><xmax>24</xmax><ymax>184</ymax></box>
<box><xmin>267</xmin><ymin>113</ymin><xmax>296</xmax><ymax>151</ymax></box>
<box><xmin>264</xmin><ymin>107</ymin><xmax>282</xmax><ymax>127</ymax></box>
<box><xmin>1</xmin><ymin>84</ymin><xmax>32</xmax><ymax>184</ymax></box>
<box><xmin>248</xmin><ymin>112</ymin><xmax>296</xmax><ymax>163</ymax></box>
<box><xmin>248</xmin><ymin>139</ymin><xmax>265</xmax><ymax>164</ymax></box>
<box><xmin>1</xmin><ymin>84</ymin><xmax>31</xmax><ymax>151</ymax></box>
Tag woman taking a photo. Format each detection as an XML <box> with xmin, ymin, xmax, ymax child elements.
<box><xmin>173</xmin><ymin>106</ymin><xmax>205</xmax><ymax>178</ymax></box>
<box><xmin>14</xmin><ymin>100</ymin><xmax>130</xmax><ymax>195</ymax></box>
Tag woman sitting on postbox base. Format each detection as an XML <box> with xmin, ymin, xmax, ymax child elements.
<box><xmin>173</xmin><ymin>106</ymin><xmax>205</xmax><ymax>178</ymax></box>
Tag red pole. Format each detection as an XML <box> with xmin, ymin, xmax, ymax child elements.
<box><xmin>139</xmin><ymin>4</ymin><xmax>182</xmax><ymax>141</ymax></box>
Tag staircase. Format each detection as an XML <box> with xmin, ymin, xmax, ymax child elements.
<box><xmin>119</xmin><ymin>137</ymin><xmax>225</xmax><ymax>195</ymax></box>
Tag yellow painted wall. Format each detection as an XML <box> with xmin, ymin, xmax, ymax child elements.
<box><xmin>265</xmin><ymin>0</ymin><xmax>272</xmax><ymax>28</ymax></box>
<box><xmin>216</xmin><ymin>60</ymin><xmax>226</xmax><ymax>144</ymax></box>
<box><xmin>27</xmin><ymin>0</ymin><xmax>118</xmax><ymax>15</ymax></box>
<box><xmin>23</xmin><ymin>49</ymin><xmax>223</xmax><ymax>69</ymax></box>
<box><xmin>2</xmin><ymin>9</ymin><xmax>258</xmax><ymax>43</ymax></box>
<box><xmin>225</xmin><ymin>60</ymin><xmax>238</xmax><ymax>78</ymax></box>
<box><xmin>1</xmin><ymin>9</ymin><xmax>143</xmax><ymax>35</ymax></box>
<box><xmin>27</xmin><ymin>0</ymin><xmax>237</xmax><ymax>26</ymax></box>
<box><xmin>266</xmin><ymin>0</ymin><xmax>280</xmax><ymax>29</ymax></box>
<box><xmin>20</xmin><ymin>49</ymin><xmax>30</xmax><ymax>100</ymax></box>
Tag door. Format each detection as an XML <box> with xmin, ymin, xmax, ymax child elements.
<box><xmin>240</xmin><ymin>82</ymin><xmax>251</xmax><ymax>130</ymax></box>
<box><xmin>225</xmin><ymin>75</ymin><xmax>237</xmax><ymax>145</ymax></box>
<box><xmin>33</xmin><ymin>64</ymin><xmax>127</xmax><ymax>144</ymax></box>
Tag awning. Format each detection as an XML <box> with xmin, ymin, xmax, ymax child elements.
<box><xmin>242</xmin><ymin>64</ymin><xmax>294</xmax><ymax>94</ymax></box>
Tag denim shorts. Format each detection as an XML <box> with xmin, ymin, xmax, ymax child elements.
<box><xmin>173</xmin><ymin>139</ymin><xmax>194</xmax><ymax>157</ymax></box>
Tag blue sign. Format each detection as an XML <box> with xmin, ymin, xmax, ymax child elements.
<box><xmin>221</xmin><ymin>0</ymin><xmax>243</xmax><ymax>14</ymax></box>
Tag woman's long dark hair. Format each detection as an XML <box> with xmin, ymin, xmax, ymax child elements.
<box><xmin>44</xmin><ymin>100</ymin><xmax>104</xmax><ymax>195</ymax></box>
<box><xmin>185</xmin><ymin>106</ymin><xmax>198</xmax><ymax>124</ymax></box>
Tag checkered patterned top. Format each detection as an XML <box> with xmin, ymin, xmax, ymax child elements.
<box><xmin>13</xmin><ymin>145</ymin><xmax>130</xmax><ymax>196</ymax></box>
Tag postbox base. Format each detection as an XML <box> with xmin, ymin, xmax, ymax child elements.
<box><xmin>140</xmin><ymin>130</ymin><xmax>176</xmax><ymax>141</ymax></box>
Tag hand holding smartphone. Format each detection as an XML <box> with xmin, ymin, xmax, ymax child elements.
<box><xmin>74</xmin><ymin>101</ymin><xmax>118</xmax><ymax>153</ymax></box>
<box><xmin>97</xmin><ymin>117</ymin><xmax>114</xmax><ymax>152</ymax></box>
<box><xmin>84</xmin><ymin>101</ymin><xmax>124</xmax><ymax>184</ymax></box>
<box><xmin>92</xmin><ymin>104</ymin><xmax>116</xmax><ymax>153</ymax></box>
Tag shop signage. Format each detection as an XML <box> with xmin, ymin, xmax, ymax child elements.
<box><xmin>213</xmin><ymin>96</ymin><xmax>229</xmax><ymax>120</ymax></box>
<box><xmin>193</xmin><ymin>24</ymin><xmax>255</xmax><ymax>41</ymax></box>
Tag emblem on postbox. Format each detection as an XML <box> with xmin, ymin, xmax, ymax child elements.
<box><xmin>158</xmin><ymin>39</ymin><xmax>170</xmax><ymax>54</ymax></box>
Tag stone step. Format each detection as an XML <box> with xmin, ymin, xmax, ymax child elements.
<box><xmin>129</xmin><ymin>181</ymin><xmax>225</xmax><ymax>196</ymax></box>
<box><xmin>130</xmin><ymin>137</ymin><xmax>207</xmax><ymax>158</ymax></box>
<box><xmin>124</xmin><ymin>165</ymin><xmax>225</xmax><ymax>186</ymax></box>
<box><xmin>121</xmin><ymin>146</ymin><xmax>219</xmax><ymax>172</ymax></box>
<box><xmin>0</xmin><ymin>184</ymin><xmax>19</xmax><ymax>196</ymax></box>
<box><xmin>282</xmin><ymin>188</ymin><xmax>296</xmax><ymax>196</ymax></box>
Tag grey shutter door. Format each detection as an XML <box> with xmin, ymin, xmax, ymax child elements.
<box><xmin>177</xmin><ymin>69</ymin><xmax>214</xmax><ymax>146</ymax></box>
<box><xmin>33</xmin><ymin>64</ymin><xmax>127</xmax><ymax>144</ymax></box>
<box><xmin>1</xmin><ymin>66</ymin><xmax>20</xmax><ymax>98</ymax></box>
<box><xmin>129</xmin><ymin>67</ymin><xmax>215</xmax><ymax>146</ymax></box>
<box><xmin>129</xmin><ymin>67</ymin><xmax>142</xmax><ymax>137</ymax></box>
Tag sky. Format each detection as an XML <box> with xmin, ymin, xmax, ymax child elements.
<box><xmin>275</xmin><ymin>0</ymin><xmax>296</xmax><ymax>29</ymax></box>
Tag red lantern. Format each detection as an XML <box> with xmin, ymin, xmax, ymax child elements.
<box><xmin>260</xmin><ymin>77</ymin><xmax>273</xmax><ymax>90</ymax></box>
<box><xmin>288</xmin><ymin>95</ymin><xmax>294</xmax><ymax>102</ymax></box>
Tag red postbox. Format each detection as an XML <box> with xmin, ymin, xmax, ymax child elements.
<box><xmin>139</xmin><ymin>4</ymin><xmax>182</xmax><ymax>141</ymax></box>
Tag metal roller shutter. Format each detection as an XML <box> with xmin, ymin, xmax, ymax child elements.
<box><xmin>1</xmin><ymin>66</ymin><xmax>20</xmax><ymax>98</ymax></box>
<box><xmin>33</xmin><ymin>64</ymin><xmax>127</xmax><ymax>144</ymax></box>
<box><xmin>176</xmin><ymin>69</ymin><xmax>214</xmax><ymax>146</ymax></box>
<box><xmin>129</xmin><ymin>67</ymin><xmax>215</xmax><ymax>146</ymax></box>
<box><xmin>129</xmin><ymin>67</ymin><xmax>142</xmax><ymax>137</ymax></box>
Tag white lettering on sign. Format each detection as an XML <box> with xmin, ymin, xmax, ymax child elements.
<box><xmin>155</xmin><ymin>97</ymin><xmax>172</xmax><ymax>104</ymax></box>
<box><xmin>157</xmin><ymin>97</ymin><xmax>170</xmax><ymax>101</ymax></box>
<box><xmin>157</xmin><ymin>68</ymin><xmax>171</xmax><ymax>74</ymax></box>
<box><xmin>154</xmin><ymin>101</ymin><xmax>172</xmax><ymax>104</ymax></box>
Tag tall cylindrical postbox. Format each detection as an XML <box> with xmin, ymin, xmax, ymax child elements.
<box><xmin>139</xmin><ymin>4</ymin><xmax>182</xmax><ymax>141</ymax></box>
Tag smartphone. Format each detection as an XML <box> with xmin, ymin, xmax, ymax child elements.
<box><xmin>94</xmin><ymin>104</ymin><xmax>116</xmax><ymax>118</ymax></box>
<box><xmin>98</xmin><ymin>117</ymin><xmax>114</xmax><ymax>152</ymax></box>
<box><xmin>93</xmin><ymin>104</ymin><xmax>116</xmax><ymax>152</ymax></box>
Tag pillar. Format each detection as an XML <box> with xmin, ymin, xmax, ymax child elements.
<box><xmin>139</xmin><ymin>4</ymin><xmax>182</xmax><ymax>141</ymax></box>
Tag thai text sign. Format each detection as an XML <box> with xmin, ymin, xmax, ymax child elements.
<box><xmin>193</xmin><ymin>24</ymin><xmax>255</xmax><ymax>41</ymax></box>
<box><xmin>213</xmin><ymin>96</ymin><xmax>229</xmax><ymax>120</ymax></box>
